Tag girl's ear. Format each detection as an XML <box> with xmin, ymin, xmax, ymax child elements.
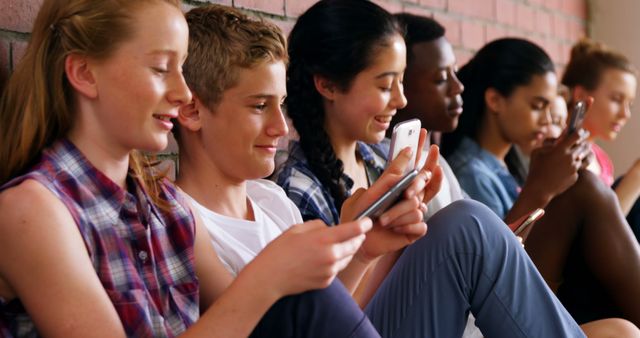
<box><xmin>65</xmin><ymin>53</ymin><xmax>97</xmax><ymax>99</ymax></box>
<box><xmin>571</xmin><ymin>85</ymin><xmax>590</xmax><ymax>103</ymax></box>
<box><xmin>177</xmin><ymin>96</ymin><xmax>203</xmax><ymax>132</ymax></box>
<box><xmin>313</xmin><ymin>74</ymin><xmax>339</xmax><ymax>101</ymax></box>
<box><xmin>484</xmin><ymin>87</ymin><xmax>505</xmax><ymax>115</ymax></box>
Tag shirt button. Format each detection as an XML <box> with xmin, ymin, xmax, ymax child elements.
<box><xmin>138</xmin><ymin>250</ymin><xmax>148</xmax><ymax>262</ymax></box>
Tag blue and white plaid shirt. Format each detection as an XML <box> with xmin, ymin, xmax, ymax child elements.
<box><xmin>274</xmin><ymin>141</ymin><xmax>387</xmax><ymax>225</ymax></box>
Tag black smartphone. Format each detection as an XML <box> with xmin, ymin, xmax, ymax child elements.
<box><xmin>567</xmin><ymin>100</ymin><xmax>587</xmax><ymax>134</ymax></box>
<box><xmin>514</xmin><ymin>208</ymin><xmax>545</xmax><ymax>235</ymax></box>
<box><xmin>356</xmin><ymin>169</ymin><xmax>419</xmax><ymax>220</ymax></box>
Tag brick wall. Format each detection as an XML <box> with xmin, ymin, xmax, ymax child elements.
<box><xmin>0</xmin><ymin>0</ymin><xmax>588</xmax><ymax>93</ymax></box>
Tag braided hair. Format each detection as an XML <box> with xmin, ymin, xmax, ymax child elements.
<box><xmin>286</xmin><ymin>0</ymin><xmax>402</xmax><ymax>210</ymax></box>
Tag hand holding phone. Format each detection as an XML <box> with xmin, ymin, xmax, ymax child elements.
<box><xmin>567</xmin><ymin>100</ymin><xmax>587</xmax><ymax>134</ymax></box>
<box><xmin>512</xmin><ymin>208</ymin><xmax>545</xmax><ymax>235</ymax></box>
<box><xmin>356</xmin><ymin>169</ymin><xmax>419</xmax><ymax>220</ymax></box>
<box><xmin>387</xmin><ymin>119</ymin><xmax>421</xmax><ymax>174</ymax></box>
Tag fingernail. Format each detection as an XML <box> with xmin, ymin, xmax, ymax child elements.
<box><xmin>378</xmin><ymin>215</ymin><xmax>388</xmax><ymax>227</ymax></box>
<box><xmin>361</xmin><ymin>218</ymin><xmax>373</xmax><ymax>230</ymax></box>
<box><xmin>424</xmin><ymin>170</ymin><xmax>432</xmax><ymax>181</ymax></box>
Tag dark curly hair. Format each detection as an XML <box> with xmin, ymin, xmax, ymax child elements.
<box><xmin>286</xmin><ymin>0</ymin><xmax>402</xmax><ymax>210</ymax></box>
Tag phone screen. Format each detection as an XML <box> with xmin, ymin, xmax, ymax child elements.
<box><xmin>356</xmin><ymin>170</ymin><xmax>419</xmax><ymax>220</ymax></box>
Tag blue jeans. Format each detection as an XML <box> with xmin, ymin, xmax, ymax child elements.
<box><xmin>364</xmin><ymin>200</ymin><xmax>584</xmax><ymax>338</ymax></box>
<box><xmin>250</xmin><ymin>279</ymin><xmax>380</xmax><ymax>337</ymax></box>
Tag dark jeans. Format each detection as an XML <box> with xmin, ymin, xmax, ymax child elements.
<box><xmin>250</xmin><ymin>279</ymin><xmax>380</xmax><ymax>338</ymax></box>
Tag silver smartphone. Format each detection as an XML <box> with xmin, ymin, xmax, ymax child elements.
<box><xmin>567</xmin><ymin>100</ymin><xmax>587</xmax><ymax>134</ymax></box>
<box><xmin>356</xmin><ymin>169</ymin><xmax>419</xmax><ymax>220</ymax></box>
<box><xmin>514</xmin><ymin>208</ymin><xmax>545</xmax><ymax>235</ymax></box>
<box><xmin>387</xmin><ymin>119</ymin><xmax>421</xmax><ymax>174</ymax></box>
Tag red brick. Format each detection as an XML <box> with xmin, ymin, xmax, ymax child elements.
<box><xmin>266</xmin><ymin>17</ymin><xmax>294</xmax><ymax>37</ymax></box>
<box><xmin>495</xmin><ymin>0</ymin><xmax>516</xmax><ymax>27</ymax></box>
<box><xmin>371</xmin><ymin>0</ymin><xmax>404</xmax><ymax>14</ymax></box>
<box><xmin>528</xmin><ymin>0</ymin><xmax>546</xmax><ymax>7</ymax></box>
<box><xmin>453</xmin><ymin>48</ymin><xmax>474</xmax><ymax>66</ymax></box>
<box><xmin>485</xmin><ymin>24</ymin><xmax>508</xmax><ymax>43</ymax></box>
<box><xmin>544</xmin><ymin>0</ymin><xmax>561</xmax><ymax>11</ymax></box>
<box><xmin>285</xmin><ymin>0</ymin><xmax>317</xmax><ymax>18</ymax></box>
<box><xmin>552</xmin><ymin>14</ymin><xmax>568</xmax><ymax>40</ymax></box>
<box><xmin>537</xmin><ymin>38</ymin><xmax>560</xmax><ymax>63</ymax></box>
<box><xmin>461</xmin><ymin>20</ymin><xmax>485</xmax><ymax>50</ymax></box>
<box><xmin>562</xmin><ymin>0</ymin><xmax>587</xmax><ymax>20</ymax></box>
<box><xmin>10</xmin><ymin>40</ymin><xmax>27</xmax><ymax>69</ymax></box>
<box><xmin>401</xmin><ymin>5</ymin><xmax>433</xmax><ymax>18</ymax></box>
<box><xmin>535</xmin><ymin>10</ymin><xmax>552</xmax><ymax>36</ymax></box>
<box><xmin>568</xmin><ymin>19</ymin><xmax>586</xmax><ymax>41</ymax></box>
<box><xmin>234</xmin><ymin>0</ymin><xmax>285</xmax><ymax>16</ymax></box>
<box><xmin>556</xmin><ymin>40</ymin><xmax>570</xmax><ymax>64</ymax></box>
<box><xmin>448</xmin><ymin>0</ymin><xmax>495</xmax><ymax>20</ymax></box>
<box><xmin>0</xmin><ymin>0</ymin><xmax>42</xmax><ymax>33</ymax></box>
<box><xmin>419</xmin><ymin>0</ymin><xmax>446</xmax><ymax>9</ymax></box>
<box><xmin>515</xmin><ymin>3</ymin><xmax>535</xmax><ymax>32</ymax></box>
<box><xmin>434</xmin><ymin>13</ymin><xmax>461</xmax><ymax>46</ymax></box>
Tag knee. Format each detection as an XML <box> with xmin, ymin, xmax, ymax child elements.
<box><xmin>423</xmin><ymin>199</ymin><xmax>515</xmax><ymax>250</ymax></box>
<box><xmin>581</xmin><ymin>318</ymin><xmax>640</xmax><ymax>338</ymax></box>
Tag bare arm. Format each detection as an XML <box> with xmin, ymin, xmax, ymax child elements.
<box><xmin>614</xmin><ymin>159</ymin><xmax>640</xmax><ymax>215</ymax></box>
<box><xmin>0</xmin><ymin>180</ymin><xmax>127</xmax><ymax>338</ymax></box>
<box><xmin>504</xmin><ymin>131</ymin><xmax>590</xmax><ymax>225</ymax></box>
<box><xmin>187</xmin><ymin>204</ymin><xmax>372</xmax><ymax>338</ymax></box>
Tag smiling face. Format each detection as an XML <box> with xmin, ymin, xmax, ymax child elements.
<box><xmin>493</xmin><ymin>71</ymin><xmax>558</xmax><ymax>149</ymax></box>
<box><xmin>87</xmin><ymin>1</ymin><xmax>191</xmax><ymax>153</ymax></box>
<box><xmin>324</xmin><ymin>34</ymin><xmax>407</xmax><ymax>145</ymax></box>
<box><xmin>583</xmin><ymin>68</ymin><xmax>637</xmax><ymax>141</ymax></box>
<box><xmin>197</xmin><ymin>60</ymin><xmax>288</xmax><ymax>182</ymax></box>
<box><xmin>402</xmin><ymin>37</ymin><xmax>464</xmax><ymax>133</ymax></box>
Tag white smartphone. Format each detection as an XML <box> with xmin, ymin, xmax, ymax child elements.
<box><xmin>387</xmin><ymin>119</ymin><xmax>421</xmax><ymax>174</ymax></box>
<box><xmin>514</xmin><ymin>208</ymin><xmax>545</xmax><ymax>235</ymax></box>
<box><xmin>356</xmin><ymin>169</ymin><xmax>419</xmax><ymax>220</ymax></box>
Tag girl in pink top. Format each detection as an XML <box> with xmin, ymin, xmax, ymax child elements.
<box><xmin>562</xmin><ymin>38</ymin><xmax>640</xmax><ymax>215</ymax></box>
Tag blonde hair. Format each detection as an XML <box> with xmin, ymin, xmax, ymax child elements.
<box><xmin>183</xmin><ymin>4</ymin><xmax>287</xmax><ymax>109</ymax></box>
<box><xmin>0</xmin><ymin>0</ymin><xmax>181</xmax><ymax>204</ymax></box>
<box><xmin>562</xmin><ymin>38</ymin><xmax>637</xmax><ymax>91</ymax></box>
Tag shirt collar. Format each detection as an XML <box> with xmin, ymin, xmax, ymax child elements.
<box><xmin>459</xmin><ymin>137</ymin><xmax>506</xmax><ymax>173</ymax></box>
<box><xmin>49</xmin><ymin>139</ymin><xmax>157</xmax><ymax>226</ymax></box>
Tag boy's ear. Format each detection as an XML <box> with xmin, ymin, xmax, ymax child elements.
<box><xmin>484</xmin><ymin>87</ymin><xmax>504</xmax><ymax>115</ymax></box>
<box><xmin>65</xmin><ymin>53</ymin><xmax>97</xmax><ymax>99</ymax></box>
<box><xmin>313</xmin><ymin>74</ymin><xmax>339</xmax><ymax>100</ymax></box>
<box><xmin>177</xmin><ymin>96</ymin><xmax>203</xmax><ymax>132</ymax></box>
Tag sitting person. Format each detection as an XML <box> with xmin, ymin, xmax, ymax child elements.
<box><xmin>392</xmin><ymin>12</ymin><xmax>640</xmax><ymax>338</ymax></box>
<box><xmin>0</xmin><ymin>0</ymin><xmax>380</xmax><ymax>336</ymax></box>
<box><xmin>271</xmin><ymin>1</ymin><xmax>587</xmax><ymax>336</ymax></box>
<box><xmin>441</xmin><ymin>37</ymin><xmax>640</xmax><ymax>327</ymax></box>
<box><xmin>562</xmin><ymin>39</ymin><xmax>640</xmax><ymax>238</ymax></box>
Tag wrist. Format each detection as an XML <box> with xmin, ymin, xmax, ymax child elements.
<box><xmin>520</xmin><ymin>183</ymin><xmax>554</xmax><ymax>208</ymax></box>
<box><xmin>237</xmin><ymin>255</ymin><xmax>284</xmax><ymax>303</ymax></box>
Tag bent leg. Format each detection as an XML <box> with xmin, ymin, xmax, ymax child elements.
<box><xmin>251</xmin><ymin>279</ymin><xmax>380</xmax><ymax>338</ymax></box>
<box><xmin>525</xmin><ymin>170</ymin><xmax>640</xmax><ymax>326</ymax></box>
<box><xmin>364</xmin><ymin>199</ymin><xmax>582</xmax><ymax>338</ymax></box>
